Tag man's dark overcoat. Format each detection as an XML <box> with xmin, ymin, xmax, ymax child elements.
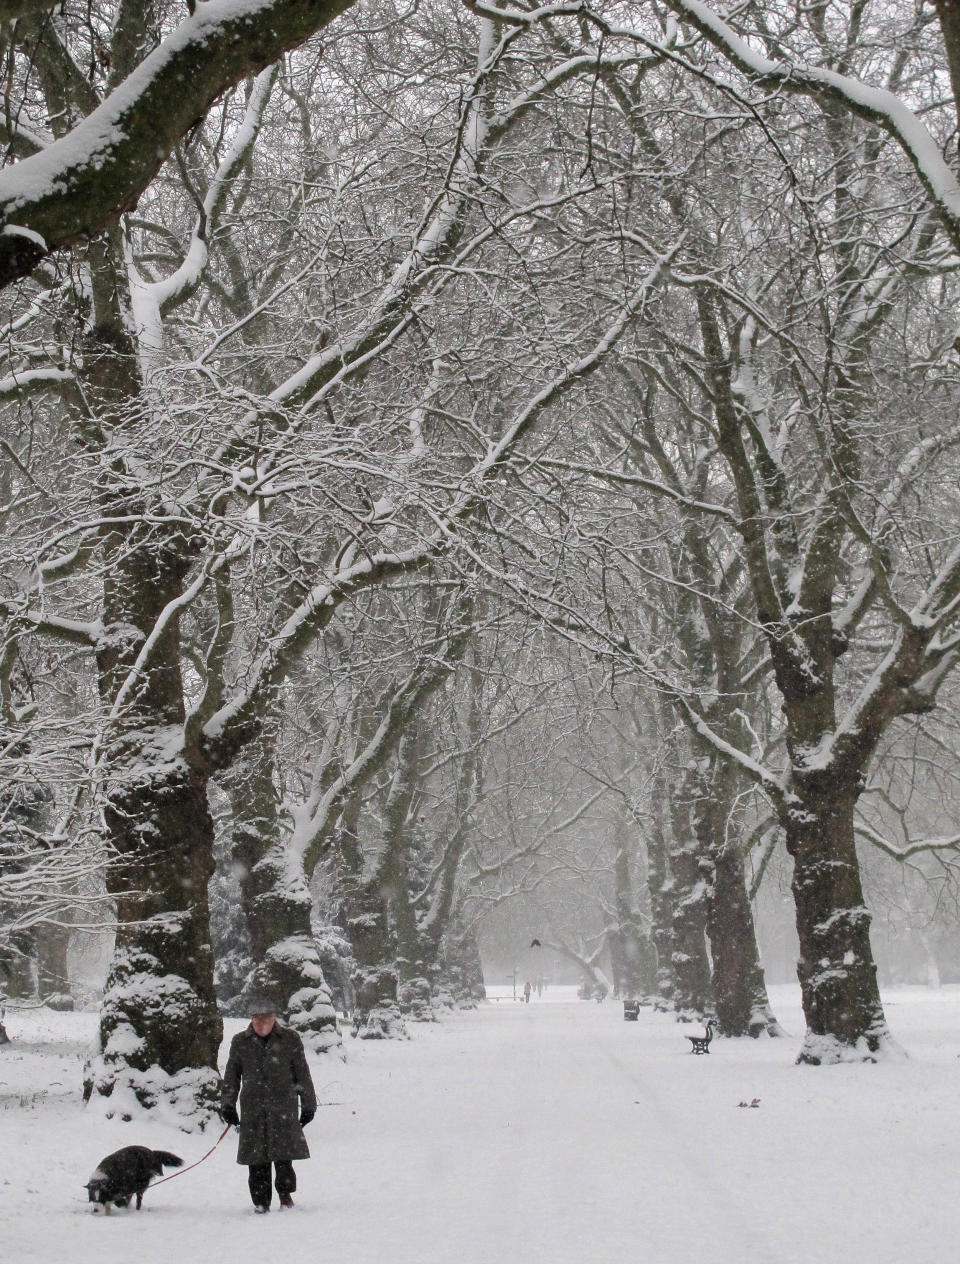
<box><xmin>222</xmin><ymin>1021</ymin><xmax>317</xmax><ymax>1165</ymax></box>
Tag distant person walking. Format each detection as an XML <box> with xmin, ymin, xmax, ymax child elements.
<box><xmin>221</xmin><ymin>998</ymin><xmax>317</xmax><ymax>1213</ymax></box>
<box><xmin>523</xmin><ymin>980</ymin><xmax>532</xmax><ymax>1004</ymax></box>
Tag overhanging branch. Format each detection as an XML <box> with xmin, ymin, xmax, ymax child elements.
<box><xmin>0</xmin><ymin>0</ymin><xmax>354</xmax><ymax>286</ymax></box>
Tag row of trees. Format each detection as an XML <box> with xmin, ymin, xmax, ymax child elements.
<box><xmin>5</xmin><ymin>0</ymin><xmax>960</xmax><ymax>1117</ymax></box>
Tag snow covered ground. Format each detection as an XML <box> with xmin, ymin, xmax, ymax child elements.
<box><xmin>3</xmin><ymin>983</ymin><xmax>959</xmax><ymax>1263</ymax></box>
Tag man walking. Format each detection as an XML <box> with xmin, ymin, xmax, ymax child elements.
<box><xmin>221</xmin><ymin>997</ymin><xmax>318</xmax><ymax>1213</ymax></box>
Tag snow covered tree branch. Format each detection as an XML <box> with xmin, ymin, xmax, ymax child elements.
<box><xmin>0</xmin><ymin>0</ymin><xmax>354</xmax><ymax>285</ymax></box>
<box><xmin>660</xmin><ymin>0</ymin><xmax>960</xmax><ymax>253</ymax></box>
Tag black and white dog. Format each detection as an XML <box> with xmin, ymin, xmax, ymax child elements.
<box><xmin>85</xmin><ymin>1145</ymin><xmax>183</xmax><ymax>1213</ymax></box>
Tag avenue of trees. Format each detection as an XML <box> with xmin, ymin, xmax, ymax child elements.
<box><xmin>5</xmin><ymin>0</ymin><xmax>960</xmax><ymax>1117</ymax></box>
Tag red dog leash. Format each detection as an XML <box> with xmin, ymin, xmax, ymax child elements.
<box><xmin>150</xmin><ymin>1123</ymin><xmax>232</xmax><ymax>1191</ymax></box>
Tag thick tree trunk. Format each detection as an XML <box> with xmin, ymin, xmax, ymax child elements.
<box><xmin>646</xmin><ymin>786</ymin><xmax>676</xmax><ymax>1010</ymax></box>
<box><xmin>80</xmin><ymin>232</ymin><xmax>223</xmax><ymax>1119</ymax></box>
<box><xmin>785</xmin><ymin>782</ymin><xmax>891</xmax><ymax>1063</ymax></box>
<box><xmin>705</xmin><ymin>839</ymin><xmax>783</xmax><ymax>1037</ymax></box>
<box><xmin>336</xmin><ymin>809</ymin><xmax>405</xmax><ymax>1039</ymax></box>
<box><xmin>0</xmin><ymin>755</ymin><xmax>48</xmax><ymax>1001</ymax></box>
<box><xmin>378</xmin><ymin>729</ymin><xmax>433</xmax><ymax>1020</ymax></box>
<box><xmin>85</xmin><ymin>761</ymin><xmax>223</xmax><ymax>1116</ymax></box>
<box><xmin>209</xmin><ymin>826</ymin><xmax>255</xmax><ymax>1013</ymax></box>
<box><xmin>433</xmin><ymin>925</ymin><xmax>486</xmax><ymax>1007</ymax></box>
<box><xmin>667</xmin><ymin>761</ymin><xmax>713</xmax><ymax>1018</ymax></box>
<box><xmin>935</xmin><ymin>0</ymin><xmax>960</xmax><ymax>141</ymax></box>
<box><xmin>694</xmin><ymin>751</ymin><xmax>782</xmax><ymax>1038</ymax></box>
<box><xmin>85</xmin><ymin>513</ymin><xmax>223</xmax><ymax>1115</ymax></box>
<box><xmin>229</xmin><ymin>738</ymin><xmax>339</xmax><ymax>1052</ymax></box>
<box><xmin>609</xmin><ymin>811</ymin><xmax>656</xmax><ymax>1001</ymax></box>
<box><xmin>314</xmin><ymin>922</ymin><xmax>357</xmax><ymax>1016</ymax></box>
<box><xmin>347</xmin><ymin>900</ymin><xmax>405</xmax><ymax>1039</ymax></box>
<box><xmin>700</xmin><ymin>279</ymin><xmax>896</xmax><ymax>1061</ymax></box>
<box><xmin>242</xmin><ymin>845</ymin><xmax>340</xmax><ymax>1052</ymax></box>
<box><xmin>411</xmin><ymin>659</ymin><xmax>481</xmax><ymax>1001</ymax></box>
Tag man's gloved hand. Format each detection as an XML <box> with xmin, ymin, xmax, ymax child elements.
<box><xmin>222</xmin><ymin>1104</ymin><xmax>240</xmax><ymax>1127</ymax></box>
<box><xmin>299</xmin><ymin>1107</ymin><xmax>315</xmax><ymax>1127</ymax></box>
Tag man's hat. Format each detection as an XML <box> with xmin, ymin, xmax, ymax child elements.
<box><xmin>247</xmin><ymin>994</ymin><xmax>280</xmax><ymax>1016</ymax></box>
<box><xmin>244</xmin><ymin>977</ymin><xmax>284</xmax><ymax>1015</ymax></box>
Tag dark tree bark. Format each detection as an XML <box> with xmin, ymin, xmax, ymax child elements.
<box><xmin>666</xmin><ymin>758</ymin><xmax>713</xmax><ymax>1019</ymax></box>
<box><xmin>410</xmin><ymin>634</ymin><xmax>482</xmax><ymax>992</ymax></box>
<box><xmin>608</xmin><ymin>808</ymin><xmax>656</xmax><ymax>1001</ymax></box>
<box><xmin>785</xmin><ymin>779</ymin><xmax>885</xmax><ymax>1060</ymax></box>
<box><xmin>75</xmin><ymin>228</ymin><xmax>223</xmax><ymax>1116</ymax></box>
<box><xmin>687</xmin><ymin>640</ymin><xmax>781</xmax><ymax>1038</ymax></box>
<box><xmin>0</xmin><ymin>1</ymin><xmax>77</xmax><ymax>17</ymax></box>
<box><xmin>434</xmin><ymin>924</ymin><xmax>486</xmax><ymax>1006</ymax></box>
<box><xmin>228</xmin><ymin>732</ymin><xmax>338</xmax><ymax>1051</ymax></box>
<box><xmin>666</xmin><ymin>270</ymin><xmax>895</xmax><ymax>1063</ymax></box>
<box><xmin>645</xmin><ymin>772</ymin><xmax>676</xmax><ymax>1010</ymax></box>
<box><xmin>0</xmin><ymin>931</ymin><xmax>36</xmax><ymax>999</ymax></box>
<box><xmin>699</xmin><ymin>789</ymin><xmax>782</xmax><ymax>1038</ymax></box>
<box><xmin>86</xmin><ymin>761</ymin><xmax>222</xmax><ymax>1112</ymax></box>
<box><xmin>383</xmin><ymin>727</ymin><xmax>435</xmax><ymax>1019</ymax></box>
<box><xmin>335</xmin><ymin>785</ymin><xmax>405</xmax><ymax>1040</ymax></box>
<box><xmin>596</xmin><ymin>24</ymin><xmax>892</xmax><ymax>1060</ymax></box>
<box><xmin>935</xmin><ymin>0</ymin><xmax>960</xmax><ymax>137</ymax></box>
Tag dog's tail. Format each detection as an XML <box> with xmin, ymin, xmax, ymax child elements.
<box><xmin>152</xmin><ymin>1151</ymin><xmax>184</xmax><ymax>1169</ymax></box>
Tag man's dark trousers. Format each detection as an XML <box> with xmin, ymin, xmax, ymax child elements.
<box><xmin>248</xmin><ymin>1160</ymin><xmax>296</xmax><ymax>1208</ymax></box>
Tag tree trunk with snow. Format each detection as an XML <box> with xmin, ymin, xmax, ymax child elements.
<box><xmin>86</xmin><ymin>756</ymin><xmax>223</xmax><ymax>1114</ymax></box>
<box><xmin>372</xmin><ymin>725</ymin><xmax>431</xmax><ymax>1019</ymax></box>
<box><xmin>228</xmin><ymin>734</ymin><xmax>339</xmax><ymax>1051</ymax></box>
<box><xmin>592</xmin><ymin>40</ymin><xmax>900</xmax><ymax>1060</ymax></box>
<box><xmin>433</xmin><ymin>924</ymin><xmax>486</xmax><ymax>1007</ymax></box>
<box><xmin>689</xmin><ymin>275</ymin><xmax>902</xmax><ymax>1061</ymax></box>
<box><xmin>784</xmin><ymin>779</ymin><xmax>886</xmax><ymax>1062</ymax></box>
<box><xmin>713</xmin><ymin>353</ymin><xmax>892</xmax><ymax>1060</ymax></box>
<box><xmin>410</xmin><ymin>636</ymin><xmax>482</xmax><ymax>1002</ymax></box>
<box><xmin>667</xmin><ymin>760</ymin><xmax>713</xmax><ymax>1019</ymax></box>
<box><xmin>689</xmin><ymin>697</ymin><xmax>781</xmax><ymax>1037</ymax></box>
<box><xmin>77</xmin><ymin>227</ymin><xmax>224</xmax><ymax>1116</ymax></box>
<box><xmin>86</xmin><ymin>475</ymin><xmax>221</xmax><ymax>1110</ymax></box>
<box><xmin>335</xmin><ymin>794</ymin><xmax>405</xmax><ymax>1039</ymax></box>
<box><xmin>700</xmin><ymin>796</ymin><xmax>782</xmax><ymax>1038</ymax></box>
<box><xmin>645</xmin><ymin>780</ymin><xmax>676</xmax><ymax>1010</ymax></box>
<box><xmin>609</xmin><ymin>809</ymin><xmax>656</xmax><ymax>1001</ymax></box>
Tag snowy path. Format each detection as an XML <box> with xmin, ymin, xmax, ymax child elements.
<box><xmin>4</xmin><ymin>986</ymin><xmax>960</xmax><ymax>1263</ymax></box>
